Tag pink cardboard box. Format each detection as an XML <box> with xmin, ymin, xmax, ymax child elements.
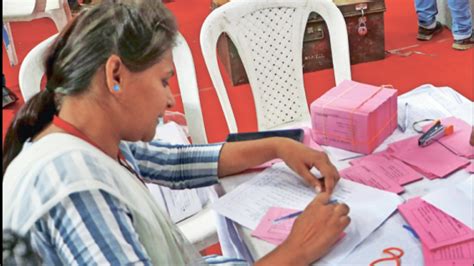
<box><xmin>310</xmin><ymin>80</ymin><xmax>397</xmax><ymax>154</ymax></box>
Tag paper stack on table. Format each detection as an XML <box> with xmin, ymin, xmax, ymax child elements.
<box><xmin>422</xmin><ymin>117</ymin><xmax>474</xmax><ymax>159</ymax></box>
<box><xmin>398</xmin><ymin>194</ymin><xmax>474</xmax><ymax>266</ymax></box>
<box><xmin>212</xmin><ymin>164</ymin><xmax>403</xmax><ymax>264</ymax></box>
<box><xmin>387</xmin><ymin>135</ymin><xmax>469</xmax><ymax>179</ymax></box>
<box><xmin>339</xmin><ymin>150</ymin><xmax>424</xmax><ymax>194</ymax></box>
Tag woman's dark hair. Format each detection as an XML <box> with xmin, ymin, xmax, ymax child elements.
<box><xmin>3</xmin><ymin>229</ymin><xmax>41</xmax><ymax>265</ymax></box>
<box><xmin>2</xmin><ymin>0</ymin><xmax>178</xmax><ymax>176</ymax></box>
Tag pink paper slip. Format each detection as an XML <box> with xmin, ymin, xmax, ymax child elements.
<box><xmin>349</xmin><ymin>150</ymin><xmax>423</xmax><ymax>185</ymax></box>
<box><xmin>466</xmin><ymin>162</ymin><xmax>474</xmax><ymax>173</ymax></box>
<box><xmin>398</xmin><ymin>198</ymin><xmax>474</xmax><ymax>250</ymax></box>
<box><xmin>252</xmin><ymin>207</ymin><xmax>346</xmax><ymax>246</ymax></box>
<box><xmin>422</xmin><ymin>240</ymin><xmax>474</xmax><ymax>266</ymax></box>
<box><xmin>340</xmin><ymin>164</ymin><xmax>404</xmax><ymax>194</ymax></box>
<box><xmin>251</xmin><ymin>207</ymin><xmax>299</xmax><ymax>245</ymax></box>
<box><xmin>423</xmin><ymin>117</ymin><xmax>474</xmax><ymax>159</ymax></box>
<box><xmin>389</xmin><ymin>136</ymin><xmax>470</xmax><ymax>179</ymax></box>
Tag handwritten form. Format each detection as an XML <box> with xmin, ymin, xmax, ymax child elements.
<box><xmin>212</xmin><ymin>164</ymin><xmax>403</xmax><ymax>264</ymax></box>
<box><xmin>398</xmin><ymin>197</ymin><xmax>474</xmax><ymax>250</ymax></box>
<box><xmin>422</xmin><ymin>239</ymin><xmax>474</xmax><ymax>266</ymax></box>
<box><xmin>422</xmin><ymin>176</ymin><xmax>473</xmax><ymax>229</ymax></box>
<box><xmin>388</xmin><ymin>136</ymin><xmax>470</xmax><ymax>179</ymax></box>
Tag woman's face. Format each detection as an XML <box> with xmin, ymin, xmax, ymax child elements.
<box><xmin>120</xmin><ymin>49</ymin><xmax>175</xmax><ymax>141</ymax></box>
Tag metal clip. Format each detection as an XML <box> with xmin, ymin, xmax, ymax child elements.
<box><xmin>355</xmin><ymin>3</ymin><xmax>368</xmax><ymax>16</ymax></box>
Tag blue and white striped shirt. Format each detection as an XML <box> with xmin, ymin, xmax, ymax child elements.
<box><xmin>26</xmin><ymin>140</ymin><xmax>224</xmax><ymax>265</ymax></box>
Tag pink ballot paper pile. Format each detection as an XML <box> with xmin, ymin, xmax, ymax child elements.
<box><xmin>387</xmin><ymin>135</ymin><xmax>469</xmax><ymax>179</ymax></box>
<box><xmin>338</xmin><ymin>150</ymin><xmax>423</xmax><ymax>194</ymax></box>
<box><xmin>398</xmin><ymin>198</ymin><xmax>474</xmax><ymax>266</ymax></box>
<box><xmin>421</xmin><ymin>117</ymin><xmax>474</xmax><ymax>159</ymax></box>
<box><xmin>311</xmin><ymin>80</ymin><xmax>397</xmax><ymax>154</ymax></box>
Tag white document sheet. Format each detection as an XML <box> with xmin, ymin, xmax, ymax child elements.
<box><xmin>147</xmin><ymin>121</ymin><xmax>206</xmax><ymax>223</ymax></box>
<box><xmin>212</xmin><ymin>164</ymin><xmax>403</xmax><ymax>264</ymax></box>
<box><xmin>422</xmin><ymin>175</ymin><xmax>473</xmax><ymax>230</ymax></box>
<box><xmin>340</xmin><ymin>213</ymin><xmax>423</xmax><ymax>266</ymax></box>
<box><xmin>397</xmin><ymin>92</ymin><xmax>452</xmax><ymax>133</ymax></box>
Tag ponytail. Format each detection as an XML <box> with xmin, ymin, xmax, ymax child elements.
<box><xmin>2</xmin><ymin>90</ymin><xmax>57</xmax><ymax>176</ymax></box>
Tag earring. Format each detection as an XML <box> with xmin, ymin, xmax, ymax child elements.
<box><xmin>113</xmin><ymin>84</ymin><xmax>120</xmax><ymax>92</ymax></box>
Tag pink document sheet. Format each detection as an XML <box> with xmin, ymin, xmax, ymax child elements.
<box><xmin>251</xmin><ymin>207</ymin><xmax>299</xmax><ymax>245</ymax></box>
<box><xmin>422</xmin><ymin>240</ymin><xmax>474</xmax><ymax>266</ymax></box>
<box><xmin>349</xmin><ymin>150</ymin><xmax>423</xmax><ymax>185</ymax></box>
<box><xmin>398</xmin><ymin>198</ymin><xmax>474</xmax><ymax>250</ymax></box>
<box><xmin>466</xmin><ymin>162</ymin><xmax>474</xmax><ymax>173</ymax></box>
<box><xmin>252</xmin><ymin>207</ymin><xmax>346</xmax><ymax>246</ymax></box>
<box><xmin>388</xmin><ymin>136</ymin><xmax>469</xmax><ymax>179</ymax></box>
<box><xmin>422</xmin><ymin>117</ymin><xmax>474</xmax><ymax>159</ymax></box>
<box><xmin>340</xmin><ymin>164</ymin><xmax>404</xmax><ymax>194</ymax></box>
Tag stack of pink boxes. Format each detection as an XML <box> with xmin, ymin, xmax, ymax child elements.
<box><xmin>311</xmin><ymin>80</ymin><xmax>398</xmax><ymax>154</ymax></box>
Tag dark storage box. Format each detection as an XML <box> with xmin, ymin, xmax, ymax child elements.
<box><xmin>212</xmin><ymin>0</ymin><xmax>386</xmax><ymax>86</ymax></box>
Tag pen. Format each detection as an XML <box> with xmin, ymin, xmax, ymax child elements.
<box><xmin>403</xmin><ymin>103</ymin><xmax>409</xmax><ymax>133</ymax></box>
<box><xmin>402</xmin><ymin>224</ymin><xmax>419</xmax><ymax>239</ymax></box>
<box><xmin>398</xmin><ymin>102</ymin><xmax>409</xmax><ymax>133</ymax></box>
<box><xmin>273</xmin><ymin>199</ymin><xmax>339</xmax><ymax>224</ymax></box>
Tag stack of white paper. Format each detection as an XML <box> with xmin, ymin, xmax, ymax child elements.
<box><xmin>422</xmin><ymin>176</ymin><xmax>473</xmax><ymax>230</ymax></box>
<box><xmin>212</xmin><ymin>164</ymin><xmax>404</xmax><ymax>264</ymax></box>
<box><xmin>148</xmin><ymin>121</ymin><xmax>207</xmax><ymax>223</ymax></box>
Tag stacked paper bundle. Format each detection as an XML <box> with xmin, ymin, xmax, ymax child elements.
<box><xmin>398</xmin><ymin>177</ymin><xmax>474</xmax><ymax>266</ymax></box>
<box><xmin>338</xmin><ymin>116</ymin><xmax>472</xmax><ymax>195</ymax></box>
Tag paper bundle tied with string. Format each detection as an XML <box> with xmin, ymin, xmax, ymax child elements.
<box><xmin>311</xmin><ymin>80</ymin><xmax>397</xmax><ymax>154</ymax></box>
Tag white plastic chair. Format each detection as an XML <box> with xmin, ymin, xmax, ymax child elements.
<box><xmin>2</xmin><ymin>0</ymin><xmax>72</xmax><ymax>66</ymax></box>
<box><xmin>200</xmin><ymin>0</ymin><xmax>351</xmax><ymax>133</ymax></box>
<box><xmin>19</xmin><ymin>32</ymin><xmax>208</xmax><ymax>145</ymax></box>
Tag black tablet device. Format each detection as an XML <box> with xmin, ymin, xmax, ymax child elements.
<box><xmin>226</xmin><ymin>128</ymin><xmax>304</xmax><ymax>142</ymax></box>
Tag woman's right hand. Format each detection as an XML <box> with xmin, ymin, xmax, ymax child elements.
<box><xmin>260</xmin><ymin>192</ymin><xmax>350</xmax><ymax>265</ymax></box>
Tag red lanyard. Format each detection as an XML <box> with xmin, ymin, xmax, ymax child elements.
<box><xmin>52</xmin><ymin>116</ymin><xmax>145</xmax><ymax>184</ymax></box>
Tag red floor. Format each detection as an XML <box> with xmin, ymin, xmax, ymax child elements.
<box><xmin>3</xmin><ymin>0</ymin><xmax>473</xmax><ymax>143</ymax></box>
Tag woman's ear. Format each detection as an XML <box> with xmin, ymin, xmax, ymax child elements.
<box><xmin>104</xmin><ymin>54</ymin><xmax>123</xmax><ymax>94</ymax></box>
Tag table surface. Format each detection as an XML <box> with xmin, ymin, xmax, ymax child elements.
<box><xmin>218</xmin><ymin>86</ymin><xmax>473</xmax><ymax>265</ymax></box>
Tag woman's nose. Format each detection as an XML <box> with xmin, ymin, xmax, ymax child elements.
<box><xmin>166</xmin><ymin>91</ymin><xmax>176</xmax><ymax>108</ymax></box>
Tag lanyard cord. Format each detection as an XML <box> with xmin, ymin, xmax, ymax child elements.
<box><xmin>52</xmin><ymin>116</ymin><xmax>145</xmax><ymax>185</ymax></box>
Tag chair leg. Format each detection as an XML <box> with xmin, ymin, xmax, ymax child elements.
<box><xmin>2</xmin><ymin>23</ymin><xmax>18</xmax><ymax>66</ymax></box>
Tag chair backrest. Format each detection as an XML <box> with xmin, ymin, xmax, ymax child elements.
<box><xmin>19</xmin><ymin>32</ymin><xmax>208</xmax><ymax>144</ymax></box>
<box><xmin>3</xmin><ymin>0</ymin><xmax>71</xmax><ymax>66</ymax></box>
<box><xmin>172</xmin><ymin>33</ymin><xmax>208</xmax><ymax>144</ymax></box>
<box><xmin>3</xmin><ymin>0</ymin><xmax>71</xmax><ymax>29</ymax></box>
<box><xmin>200</xmin><ymin>0</ymin><xmax>351</xmax><ymax>133</ymax></box>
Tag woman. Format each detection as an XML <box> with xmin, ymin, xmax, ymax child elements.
<box><xmin>2</xmin><ymin>0</ymin><xmax>350</xmax><ymax>265</ymax></box>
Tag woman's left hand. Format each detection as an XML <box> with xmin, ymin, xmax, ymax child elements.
<box><xmin>276</xmin><ymin>138</ymin><xmax>340</xmax><ymax>194</ymax></box>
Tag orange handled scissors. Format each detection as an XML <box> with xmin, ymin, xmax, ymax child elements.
<box><xmin>369</xmin><ymin>247</ymin><xmax>404</xmax><ymax>266</ymax></box>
